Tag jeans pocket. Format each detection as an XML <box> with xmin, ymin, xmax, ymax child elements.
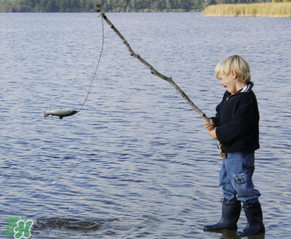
<box><xmin>235</xmin><ymin>172</ymin><xmax>251</xmax><ymax>184</ymax></box>
<box><xmin>234</xmin><ymin>171</ymin><xmax>256</xmax><ymax>198</ymax></box>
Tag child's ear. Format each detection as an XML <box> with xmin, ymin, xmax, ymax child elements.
<box><xmin>231</xmin><ymin>70</ymin><xmax>237</xmax><ymax>79</ymax></box>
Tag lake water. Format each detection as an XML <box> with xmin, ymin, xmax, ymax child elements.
<box><xmin>1</xmin><ymin>12</ymin><xmax>291</xmax><ymax>239</ymax></box>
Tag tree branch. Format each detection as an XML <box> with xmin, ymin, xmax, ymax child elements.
<box><xmin>96</xmin><ymin>5</ymin><xmax>224</xmax><ymax>158</ymax></box>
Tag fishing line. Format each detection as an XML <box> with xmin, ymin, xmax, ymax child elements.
<box><xmin>43</xmin><ymin>16</ymin><xmax>104</xmax><ymax>120</ymax></box>
<box><xmin>77</xmin><ymin>15</ymin><xmax>104</xmax><ymax>113</ymax></box>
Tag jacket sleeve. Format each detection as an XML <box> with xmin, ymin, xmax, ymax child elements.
<box><xmin>210</xmin><ymin>104</ymin><xmax>221</xmax><ymax>127</ymax></box>
<box><xmin>210</xmin><ymin>93</ymin><xmax>227</xmax><ymax>127</ymax></box>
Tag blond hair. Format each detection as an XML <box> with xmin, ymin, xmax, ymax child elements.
<box><xmin>215</xmin><ymin>55</ymin><xmax>251</xmax><ymax>83</ymax></box>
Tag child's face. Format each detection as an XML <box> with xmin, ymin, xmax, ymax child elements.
<box><xmin>218</xmin><ymin>71</ymin><xmax>237</xmax><ymax>94</ymax></box>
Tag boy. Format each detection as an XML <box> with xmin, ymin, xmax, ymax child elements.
<box><xmin>203</xmin><ymin>55</ymin><xmax>265</xmax><ymax>237</ymax></box>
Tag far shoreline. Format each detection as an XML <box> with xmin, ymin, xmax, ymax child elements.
<box><xmin>203</xmin><ymin>2</ymin><xmax>291</xmax><ymax>18</ymax></box>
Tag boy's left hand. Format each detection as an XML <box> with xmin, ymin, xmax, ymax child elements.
<box><xmin>209</xmin><ymin>128</ymin><xmax>217</xmax><ymax>139</ymax></box>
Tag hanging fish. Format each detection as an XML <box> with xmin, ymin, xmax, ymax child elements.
<box><xmin>43</xmin><ymin>108</ymin><xmax>78</xmax><ymax>120</ymax></box>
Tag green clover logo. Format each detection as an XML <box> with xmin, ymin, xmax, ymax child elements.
<box><xmin>5</xmin><ymin>216</ymin><xmax>33</xmax><ymax>239</ymax></box>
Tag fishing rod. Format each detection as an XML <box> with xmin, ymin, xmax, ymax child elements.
<box><xmin>95</xmin><ymin>4</ymin><xmax>224</xmax><ymax>158</ymax></box>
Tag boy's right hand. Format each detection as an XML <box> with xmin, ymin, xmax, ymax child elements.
<box><xmin>204</xmin><ymin>119</ymin><xmax>215</xmax><ymax>131</ymax></box>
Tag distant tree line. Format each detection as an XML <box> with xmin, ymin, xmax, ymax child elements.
<box><xmin>0</xmin><ymin>0</ymin><xmax>273</xmax><ymax>12</ymax></box>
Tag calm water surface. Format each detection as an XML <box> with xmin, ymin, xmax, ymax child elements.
<box><xmin>1</xmin><ymin>12</ymin><xmax>291</xmax><ymax>238</ymax></box>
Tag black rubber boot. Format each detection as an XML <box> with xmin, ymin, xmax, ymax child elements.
<box><xmin>204</xmin><ymin>198</ymin><xmax>241</xmax><ymax>231</ymax></box>
<box><xmin>237</xmin><ymin>200</ymin><xmax>265</xmax><ymax>237</ymax></box>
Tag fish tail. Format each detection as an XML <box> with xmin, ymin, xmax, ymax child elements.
<box><xmin>43</xmin><ymin>110</ymin><xmax>49</xmax><ymax>118</ymax></box>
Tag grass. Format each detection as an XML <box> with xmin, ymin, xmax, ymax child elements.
<box><xmin>203</xmin><ymin>2</ymin><xmax>291</xmax><ymax>17</ymax></box>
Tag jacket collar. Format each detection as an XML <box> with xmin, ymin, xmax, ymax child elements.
<box><xmin>225</xmin><ymin>82</ymin><xmax>254</xmax><ymax>99</ymax></box>
<box><xmin>240</xmin><ymin>82</ymin><xmax>254</xmax><ymax>93</ymax></box>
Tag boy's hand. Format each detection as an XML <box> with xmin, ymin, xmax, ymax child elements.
<box><xmin>204</xmin><ymin>119</ymin><xmax>215</xmax><ymax>131</ymax></box>
<box><xmin>209</xmin><ymin>128</ymin><xmax>217</xmax><ymax>139</ymax></box>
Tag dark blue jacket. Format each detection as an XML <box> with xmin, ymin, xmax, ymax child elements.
<box><xmin>211</xmin><ymin>82</ymin><xmax>260</xmax><ymax>153</ymax></box>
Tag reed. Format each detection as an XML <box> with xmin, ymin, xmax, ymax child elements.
<box><xmin>203</xmin><ymin>2</ymin><xmax>291</xmax><ymax>17</ymax></box>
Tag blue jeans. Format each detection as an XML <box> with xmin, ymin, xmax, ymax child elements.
<box><xmin>219</xmin><ymin>152</ymin><xmax>261</xmax><ymax>202</ymax></box>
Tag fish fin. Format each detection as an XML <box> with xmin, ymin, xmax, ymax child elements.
<box><xmin>43</xmin><ymin>110</ymin><xmax>49</xmax><ymax>118</ymax></box>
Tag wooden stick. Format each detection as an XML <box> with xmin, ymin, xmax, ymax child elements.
<box><xmin>96</xmin><ymin>5</ymin><xmax>225</xmax><ymax>158</ymax></box>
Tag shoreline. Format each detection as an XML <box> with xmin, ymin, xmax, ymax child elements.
<box><xmin>203</xmin><ymin>2</ymin><xmax>291</xmax><ymax>18</ymax></box>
